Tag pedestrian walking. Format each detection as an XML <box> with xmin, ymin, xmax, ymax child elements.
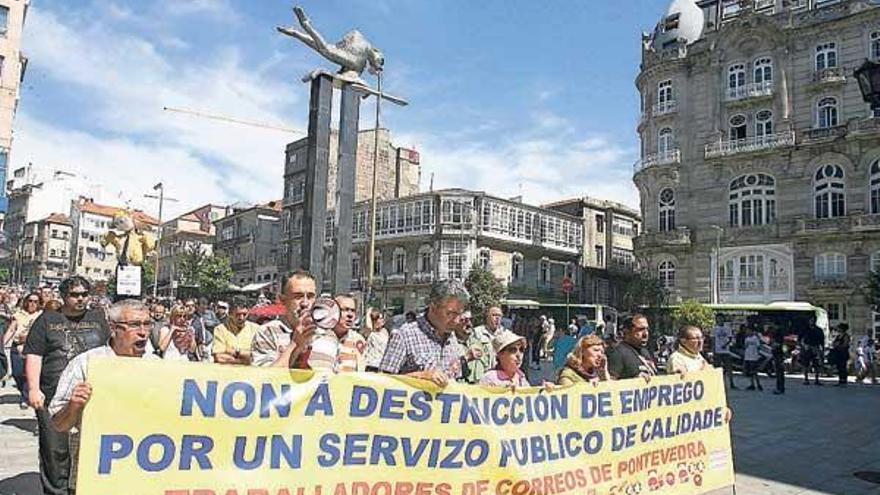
<box><xmin>378</xmin><ymin>280</ymin><xmax>468</xmax><ymax>387</ymax></box>
<box><xmin>743</xmin><ymin>327</ymin><xmax>763</xmax><ymax>391</ymax></box>
<box><xmin>831</xmin><ymin>324</ymin><xmax>851</xmax><ymax>387</ymax></box>
<box><xmin>48</xmin><ymin>299</ymin><xmax>154</xmax><ymax>493</ymax></box>
<box><xmin>712</xmin><ymin>318</ymin><xmax>738</xmax><ymax>389</ymax></box>
<box><xmin>771</xmin><ymin>326</ymin><xmax>786</xmax><ymax>395</ymax></box>
<box><xmin>480</xmin><ymin>330</ymin><xmax>530</xmax><ymax>389</ymax></box>
<box><xmin>667</xmin><ymin>326</ymin><xmax>708</xmax><ymax>376</ymax></box>
<box><xmin>606</xmin><ymin>314</ymin><xmax>657</xmax><ymax>380</ymax></box>
<box><xmin>212</xmin><ymin>297</ymin><xmax>260</xmax><ymax>365</ymax></box>
<box><xmin>2</xmin><ymin>291</ymin><xmax>43</xmax><ymax>408</ymax></box>
<box><xmin>557</xmin><ymin>334</ymin><xmax>610</xmax><ymax>386</ymax></box>
<box><xmin>800</xmin><ymin>318</ymin><xmax>825</xmax><ymax>386</ymax></box>
<box><xmin>157</xmin><ymin>305</ymin><xmax>199</xmax><ymax>361</ymax></box>
<box><xmin>23</xmin><ymin>276</ymin><xmax>111</xmax><ymax>495</ymax></box>
<box><xmin>855</xmin><ymin>335</ymin><xmax>876</xmax><ymax>384</ymax></box>
<box><xmin>251</xmin><ymin>271</ymin><xmax>318</xmax><ymax>368</ymax></box>
<box><xmin>364</xmin><ymin>309</ymin><xmax>390</xmax><ymax>372</ymax></box>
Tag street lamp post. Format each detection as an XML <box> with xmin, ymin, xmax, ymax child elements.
<box><xmin>144</xmin><ymin>183</ymin><xmax>178</xmax><ymax>298</ymax></box>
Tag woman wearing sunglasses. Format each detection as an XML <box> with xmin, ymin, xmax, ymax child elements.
<box><xmin>2</xmin><ymin>291</ymin><xmax>43</xmax><ymax>408</ymax></box>
<box><xmin>157</xmin><ymin>305</ymin><xmax>198</xmax><ymax>361</ymax></box>
<box><xmin>480</xmin><ymin>330</ymin><xmax>531</xmax><ymax>389</ymax></box>
<box><xmin>557</xmin><ymin>334</ymin><xmax>610</xmax><ymax>386</ymax></box>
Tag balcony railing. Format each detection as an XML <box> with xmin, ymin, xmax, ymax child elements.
<box><xmin>802</xmin><ymin>125</ymin><xmax>847</xmax><ymax>143</ymax></box>
<box><xmin>633</xmin><ymin>149</ymin><xmax>680</xmax><ymax>174</ymax></box>
<box><xmin>412</xmin><ymin>272</ymin><xmax>435</xmax><ymax>284</ymax></box>
<box><xmin>725</xmin><ymin>81</ymin><xmax>773</xmax><ymax>101</ymax></box>
<box><xmin>813</xmin><ymin>67</ymin><xmax>845</xmax><ymax>84</ymax></box>
<box><xmin>754</xmin><ymin>0</ymin><xmax>775</xmax><ymax>11</ymax></box>
<box><xmin>653</xmin><ymin>100</ymin><xmax>678</xmax><ymax>116</ymax></box>
<box><xmin>705</xmin><ymin>131</ymin><xmax>795</xmax><ymax>158</ymax></box>
<box><xmin>633</xmin><ymin>228</ymin><xmax>691</xmax><ymax>249</ymax></box>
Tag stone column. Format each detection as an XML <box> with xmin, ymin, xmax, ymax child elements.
<box><xmin>301</xmin><ymin>73</ymin><xmax>333</xmax><ymax>292</ymax></box>
<box><xmin>332</xmin><ymin>83</ymin><xmax>361</xmax><ymax>294</ymax></box>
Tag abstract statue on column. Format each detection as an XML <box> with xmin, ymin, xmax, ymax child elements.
<box><xmin>277</xmin><ymin>6</ymin><xmax>384</xmax><ymax>83</ymax></box>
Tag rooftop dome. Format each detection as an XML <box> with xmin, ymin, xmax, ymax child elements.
<box><xmin>651</xmin><ymin>0</ymin><xmax>704</xmax><ymax>50</ymax></box>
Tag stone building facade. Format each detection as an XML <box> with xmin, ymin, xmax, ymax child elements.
<box><xmin>18</xmin><ymin>213</ymin><xmax>72</xmax><ymax>287</ymax></box>
<box><xmin>156</xmin><ymin>204</ymin><xmax>227</xmax><ymax>297</ymax></box>
<box><xmin>633</xmin><ymin>0</ymin><xmax>880</xmax><ymax>337</ymax></box>
<box><xmin>309</xmin><ymin>189</ymin><xmax>583</xmax><ymax>314</ymax></box>
<box><xmin>0</xmin><ymin>0</ymin><xmax>28</xmax><ymax>211</ymax></box>
<box><xmin>281</xmin><ymin>128</ymin><xmax>421</xmax><ymax>271</ymax></box>
<box><xmin>544</xmin><ymin>197</ymin><xmax>643</xmax><ymax>307</ymax></box>
<box><xmin>212</xmin><ymin>201</ymin><xmax>282</xmax><ymax>290</ymax></box>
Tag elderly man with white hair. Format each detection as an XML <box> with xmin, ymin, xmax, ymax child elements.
<box><xmin>49</xmin><ymin>299</ymin><xmax>156</xmax><ymax>494</ymax></box>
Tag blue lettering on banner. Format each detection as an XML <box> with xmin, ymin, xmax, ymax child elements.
<box><xmin>304</xmin><ymin>383</ymin><xmax>334</xmax><ymax>416</ymax></box>
<box><xmin>98</xmin><ymin>434</ymin><xmax>133</xmax><ymax>474</ymax></box>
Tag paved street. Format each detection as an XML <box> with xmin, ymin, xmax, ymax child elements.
<box><xmin>1</xmin><ymin>374</ymin><xmax>878</xmax><ymax>495</ymax></box>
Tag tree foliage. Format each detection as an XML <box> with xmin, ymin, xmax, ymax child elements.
<box><xmin>671</xmin><ymin>299</ymin><xmax>715</xmax><ymax>332</ymax></box>
<box><xmin>464</xmin><ymin>263</ymin><xmax>506</xmax><ymax>326</ymax></box>
<box><xmin>176</xmin><ymin>244</ymin><xmax>208</xmax><ymax>287</ymax></box>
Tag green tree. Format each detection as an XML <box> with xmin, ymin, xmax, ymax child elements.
<box><xmin>464</xmin><ymin>263</ymin><xmax>506</xmax><ymax>326</ymax></box>
<box><xmin>176</xmin><ymin>243</ymin><xmax>208</xmax><ymax>287</ymax></box>
<box><xmin>197</xmin><ymin>254</ymin><xmax>233</xmax><ymax>299</ymax></box>
<box><xmin>671</xmin><ymin>299</ymin><xmax>715</xmax><ymax>332</ymax></box>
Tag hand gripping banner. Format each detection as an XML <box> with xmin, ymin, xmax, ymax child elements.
<box><xmin>77</xmin><ymin>359</ymin><xmax>734</xmax><ymax>495</ymax></box>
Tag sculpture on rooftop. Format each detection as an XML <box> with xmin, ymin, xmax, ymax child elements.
<box><xmin>277</xmin><ymin>6</ymin><xmax>384</xmax><ymax>83</ymax></box>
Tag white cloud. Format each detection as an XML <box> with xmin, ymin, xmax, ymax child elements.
<box><xmin>397</xmin><ymin>126</ymin><xmax>639</xmax><ymax>209</ymax></box>
<box><xmin>16</xmin><ymin>5</ymin><xmax>306</xmax><ymax>217</ymax></box>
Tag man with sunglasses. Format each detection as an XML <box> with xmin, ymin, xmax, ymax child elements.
<box><xmin>49</xmin><ymin>299</ymin><xmax>154</xmax><ymax>494</ymax></box>
<box><xmin>23</xmin><ymin>276</ymin><xmax>111</xmax><ymax>495</ymax></box>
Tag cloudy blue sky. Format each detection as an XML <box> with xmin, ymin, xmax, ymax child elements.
<box><xmin>15</xmin><ymin>0</ymin><xmax>670</xmax><ymax>218</ymax></box>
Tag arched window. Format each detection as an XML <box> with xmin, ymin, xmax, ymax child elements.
<box><xmin>871</xmin><ymin>159</ymin><xmax>880</xmax><ymax>215</ymax></box>
<box><xmin>729</xmin><ymin>114</ymin><xmax>747</xmax><ymax>141</ymax></box>
<box><xmin>728</xmin><ymin>64</ymin><xmax>746</xmax><ymax>99</ymax></box>
<box><xmin>478</xmin><ymin>247</ymin><xmax>491</xmax><ymax>270</ymax></box>
<box><xmin>417</xmin><ymin>245</ymin><xmax>433</xmax><ymax>273</ymax></box>
<box><xmin>814</xmin><ymin>252</ymin><xmax>846</xmax><ymax>281</ymax></box>
<box><xmin>872</xmin><ymin>31</ymin><xmax>880</xmax><ymax>61</ymax></box>
<box><xmin>657</xmin><ymin>79</ymin><xmax>674</xmax><ymax>112</ymax></box>
<box><xmin>659</xmin><ymin>260</ymin><xmax>675</xmax><ymax>289</ymax></box>
<box><xmin>817</xmin><ymin>97</ymin><xmax>838</xmax><ymax>128</ymax></box>
<box><xmin>815</xmin><ymin>42</ymin><xmax>837</xmax><ymax>70</ymax></box>
<box><xmin>754</xmin><ymin>57</ymin><xmax>772</xmax><ymax>86</ymax></box>
<box><xmin>814</xmin><ymin>165</ymin><xmax>846</xmax><ymax>219</ymax></box>
<box><xmin>729</xmin><ymin>174</ymin><xmax>776</xmax><ymax>227</ymax></box>
<box><xmin>755</xmin><ymin>110</ymin><xmax>773</xmax><ymax>139</ymax></box>
<box><xmin>658</xmin><ymin>128</ymin><xmax>674</xmax><ymax>154</ymax></box>
<box><xmin>393</xmin><ymin>247</ymin><xmax>406</xmax><ymax>275</ymax></box>
<box><xmin>658</xmin><ymin>188</ymin><xmax>676</xmax><ymax>232</ymax></box>
<box><xmin>511</xmin><ymin>252</ymin><xmax>523</xmax><ymax>280</ymax></box>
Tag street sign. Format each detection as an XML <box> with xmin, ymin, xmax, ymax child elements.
<box><xmin>561</xmin><ymin>276</ymin><xmax>573</xmax><ymax>293</ymax></box>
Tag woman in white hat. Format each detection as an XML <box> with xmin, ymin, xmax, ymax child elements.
<box><xmin>480</xmin><ymin>330</ymin><xmax>530</xmax><ymax>389</ymax></box>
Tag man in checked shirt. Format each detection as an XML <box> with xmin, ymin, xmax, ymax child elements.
<box><xmin>379</xmin><ymin>280</ymin><xmax>469</xmax><ymax>387</ymax></box>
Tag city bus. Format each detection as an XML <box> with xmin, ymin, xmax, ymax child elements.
<box><xmin>708</xmin><ymin>302</ymin><xmax>830</xmax><ymax>344</ymax></box>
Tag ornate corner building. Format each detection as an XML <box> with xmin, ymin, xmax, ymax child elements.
<box><xmin>633</xmin><ymin>0</ymin><xmax>880</xmax><ymax>335</ymax></box>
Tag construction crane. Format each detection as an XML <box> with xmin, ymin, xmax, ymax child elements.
<box><xmin>162</xmin><ymin>106</ymin><xmax>302</xmax><ymax>134</ymax></box>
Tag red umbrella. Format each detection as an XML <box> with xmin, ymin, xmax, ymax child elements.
<box><xmin>249</xmin><ymin>302</ymin><xmax>286</xmax><ymax>318</ymax></box>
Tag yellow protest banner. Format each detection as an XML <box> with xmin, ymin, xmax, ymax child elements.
<box><xmin>78</xmin><ymin>359</ymin><xmax>734</xmax><ymax>495</ymax></box>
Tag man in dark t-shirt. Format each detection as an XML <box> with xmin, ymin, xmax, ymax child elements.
<box><xmin>800</xmin><ymin>318</ymin><xmax>825</xmax><ymax>386</ymax></box>
<box><xmin>607</xmin><ymin>314</ymin><xmax>657</xmax><ymax>380</ymax></box>
<box><xmin>23</xmin><ymin>276</ymin><xmax>110</xmax><ymax>495</ymax></box>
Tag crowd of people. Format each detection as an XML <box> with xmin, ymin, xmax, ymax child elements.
<box><xmin>0</xmin><ymin>269</ymin><xmax>864</xmax><ymax>494</ymax></box>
